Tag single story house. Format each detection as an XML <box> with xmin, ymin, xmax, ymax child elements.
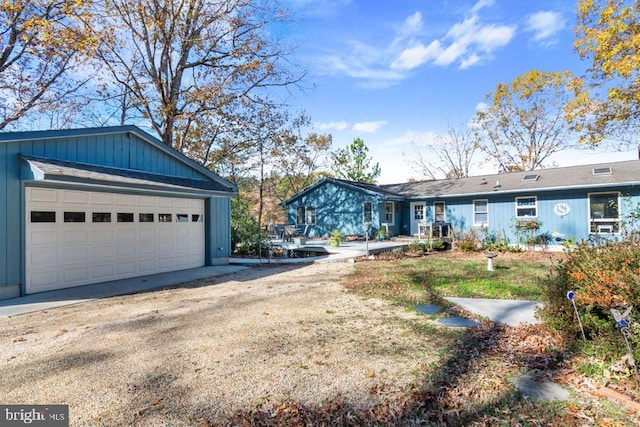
<box><xmin>0</xmin><ymin>126</ymin><xmax>236</xmax><ymax>300</ymax></box>
<box><xmin>282</xmin><ymin>160</ymin><xmax>640</xmax><ymax>244</ymax></box>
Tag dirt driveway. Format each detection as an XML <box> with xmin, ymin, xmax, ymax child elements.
<box><xmin>1</xmin><ymin>262</ymin><xmax>456</xmax><ymax>425</ymax></box>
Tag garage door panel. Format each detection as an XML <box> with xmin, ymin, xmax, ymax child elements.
<box><xmin>29</xmin><ymin>230</ymin><xmax>58</xmax><ymax>245</ymax></box>
<box><xmin>64</xmin><ymin>247</ymin><xmax>90</xmax><ymax>263</ymax></box>
<box><xmin>63</xmin><ymin>190</ymin><xmax>89</xmax><ymax>204</ymax></box>
<box><xmin>92</xmin><ymin>229</ymin><xmax>114</xmax><ymax>243</ymax></box>
<box><xmin>30</xmin><ymin>188</ymin><xmax>59</xmax><ymax>203</ymax></box>
<box><xmin>116</xmin><ymin>244</ymin><xmax>136</xmax><ymax>257</ymax></box>
<box><xmin>26</xmin><ymin>188</ymin><xmax>205</xmax><ymax>293</ymax></box>
<box><xmin>29</xmin><ymin>248</ymin><xmax>59</xmax><ymax>266</ymax></box>
<box><xmin>92</xmin><ymin>265</ymin><xmax>114</xmax><ymax>279</ymax></box>
<box><xmin>63</xmin><ymin>230</ymin><xmax>89</xmax><ymax>244</ymax></box>
<box><xmin>63</xmin><ymin>267</ymin><xmax>89</xmax><ymax>283</ymax></box>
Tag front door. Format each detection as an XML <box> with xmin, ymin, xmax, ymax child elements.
<box><xmin>409</xmin><ymin>202</ymin><xmax>426</xmax><ymax>235</ymax></box>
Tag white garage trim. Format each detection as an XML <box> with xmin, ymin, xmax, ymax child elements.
<box><xmin>25</xmin><ymin>187</ymin><xmax>205</xmax><ymax>293</ymax></box>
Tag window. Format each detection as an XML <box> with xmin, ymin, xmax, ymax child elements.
<box><xmin>589</xmin><ymin>192</ymin><xmax>620</xmax><ymax>233</ymax></box>
<box><xmin>413</xmin><ymin>204</ymin><xmax>424</xmax><ymax>221</ymax></box>
<box><xmin>117</xmin><ymin>213</ymin><xmax>134</xmax><ymax>222</ymax></box>
<box><xmin>305</xmin><ymin>207</ymin><xmax>316</xmax><ymax>225</ymax></box>
<box><xmin>92</xmin><ymin>212</ymin><xmax>111</xmax><ymax>223</ymax></box>
<box><xmin>139</xmin><ymin>213</ymin><xmax>154</xmax><ymax>222</ymax></box>
<box><xmin>176</xmin><ymin>214</ymin><xmax>189</xmax><ymax>223</ymax></box>
<box><xmin>31</xmin><ymin>211</ymin><xmax>56</xmax><ymax>223</ymax></box>
<box><xmin>363</xmin><ymin>201</ymin><xmax>373</xmax><ymax>223</ymax></box>
<box><xmin>191</xmin><ymin>214</ymin><xmax>202</xmax><ymax>222</ymax></box>
<box><xmin>159</xmin><ymin>214</ymin><xmax>172</xmax><ymax>223</ymax></box>
<box><xmin>383</xmin><ymin>202</ymin><xmax>394</xmax><ymax>224</ymax></box>
<box><xmin>593</xmin><ymin>167</ymin><xmax>613</xmax><ymax>176</ymax></box>
<box><xmin>434</xmin><ymin>202</ymin><xmax>445</xmax><ymax>222</ymax></box>
<box><xmin>515</xmin><ymin>196</ymin><xmax>537</xmax><ymax>217</ymax></box>
<box><xmin>473</xmin><ymin>200</ymin><xmax>488</xmax><ymax>226</ymax></box>
<box><xmin>64</xmin><ymin>212</ymin><xmax>85</xmax><ymax>223</ymax></box>
<box><xmin>296</xmin><ymin>206</ymin><xmax>316</xmax><ymax>225</ymax></box>
<box><xmin>522</xmin><ymin>174</ymin><xmax>539</xmax><ymax>182</ymax></box>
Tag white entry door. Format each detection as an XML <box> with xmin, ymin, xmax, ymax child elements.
<box><xmin>25</xmin><ymin>187</ymin><xmax>205</xmax><ymax>294</ymax></box>
<box><xmin>409</xmin><ymin>202</ymin><xmax>426</xmax><ymax>235</ymax></box>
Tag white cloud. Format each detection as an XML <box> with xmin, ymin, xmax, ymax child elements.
<box><xmin>316</xmin><ymin>1</ymin><xmax>516</xmax><ymax>86</ymax></box>
<box><xmin>316</xmin><ymin>121</ymin><xmax>349</xmax><ymax>131</ymax></box>
<box><xmin>525</xmin><ymin>11</ymin><xmax>566</xmax><ymax>46</ymax></box>
<box><xmin>390</xmin><ymin>41</ymin><xmax>440</xmax><ymax>70</ymax></box>
<box><xmin>471</xmin><ymin>0</ymin><xmax>495</xmax><ymax>14</ymax></box>
<box><xmin>352</xmin><ymin>121</ymin><xmax>387</xmax><ymax>133</ymax></box>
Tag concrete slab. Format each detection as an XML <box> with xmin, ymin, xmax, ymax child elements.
<box><xmin>415</xmin><ymin>304</ymin><xmax>444</xmax><ymax>316</ymax></box>
<box><xmin>445</xmin><ymin>297</ymin><xmax>542</xmax><ymax>326</ymax></box>
<box><xmin>438</xmin><ymin>317</ymin><xmax>481</xmax><ymax>328</ymax></box>
<box><xmin>512</xmin><ymin>375</ymin><xmax>570</xmax><ymax>401</ymax></box>
<box><xmin>0</xmin><ymin>265</ymin><xmax>248</xmax><ymax>317</ymax></box>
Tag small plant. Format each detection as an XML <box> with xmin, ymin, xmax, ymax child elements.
<box><xmin>328</xmin><ymin>229</ymin><xmax>342</xmax><ymax>247</ymax></box>
<box><xmin>374</xmin><ymin>229</ymin><xmax>388</xmax><ymax>241</ymax></box>
<box><xmin>430</xmin><ymin>238</ymin><xmax>445</xmax><ymax>251</ymax></box>
<box><xmin>455</xmin><ymin>229</ymin><xmax>482</xmax><ymax>252</ymax></box>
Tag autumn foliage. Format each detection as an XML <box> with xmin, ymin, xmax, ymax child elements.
<box><xmin>538</xmin><ymin>238</ymin><xmax>640</xmax><ymax>349</ymax></box>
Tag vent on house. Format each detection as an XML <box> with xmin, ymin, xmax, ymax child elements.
<box><xmin>521</xmin><ymin>174</ymin><xmax>540</xmax><ymax>182</ymax></box>
<box><xmin>593</xmin><ymin>166</ymin><xmax>613</xmax><ymax>176</ymax></box>
<box><xmin>480</xmin><ymin>178</ymin><xmax>487</xmax><ymax>185</ymax></box>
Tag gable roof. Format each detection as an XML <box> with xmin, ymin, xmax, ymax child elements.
<box><xmin>282</xmin><ymin>176</ymin><xmax>404</xmax><ymax>206</ymax></box>
<box><xmin>0</xmin><ymin>125</ymin><xmax>236</xmax><ymax>193</ymax></box>
<box><xmin>20</xmin><ymin>155</ymin><xmax>233</xmax><ymax>196</ymax></box>
<box><xmin>382</xmin><ymin>159</ymin><xmax>640</xmax><ymax>198</ymax></box>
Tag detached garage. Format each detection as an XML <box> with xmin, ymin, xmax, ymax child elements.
<box><xmin>0</xmin><ymin>126</ymin><xmax>236</xmax><ymax>300</ymax></box>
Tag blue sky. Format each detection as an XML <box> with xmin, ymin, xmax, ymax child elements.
<box><xmin>281</xmin><ymin>0</ymin><xmax>637</xmax><ymax>184</ymax></box>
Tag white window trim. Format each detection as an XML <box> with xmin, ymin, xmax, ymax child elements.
<box><xmin>473</xmin><ymin>199</ymin><xmax>489</xmax><ymax>227</ymax></box>
<box><xmin>434</xmin><ymin>201</ymin><xmax>445</xmax><ymax>222</ymax></box>
<box><xmin>515</xmin><ymin>196</ymin><xmax>538</xmax><ymax>218</ymax></box>
<box><xmin>382</xmin><ymin>201</ymin><xmax>395</xmax><ymax>225</ymax></box>
<box><xmin>588</xmin><ymin>191</ymin><xmax>621</xmax><ymax>234</ymax></box>
<box><xmin>296</xmin><ymin>205</ymin><xmax>316</xmax><ymax>225</ymax></box>
<box><xmin>363</xmin><ymin>201</ymin><xmax>373</xmax><ymax>224</ymax></box>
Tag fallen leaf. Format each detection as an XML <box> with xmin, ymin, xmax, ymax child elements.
<box><xmin>12</xmin><ymin>336</ymin><xmax>26</xmax><ymax>343</ymax></box>
<box><xmin>313</xmin><ymin>360</ymin><xmax>325</xmax><ymax>366</ymax></box>
<box><xmin>365</xmin><ymin>371</ymin><xmax>375</xmax><ymax>378</ymax></box>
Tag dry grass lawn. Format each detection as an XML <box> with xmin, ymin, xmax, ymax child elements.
<box><xmin>1</xmin><ymin>262</ymin><xmax>459</xmax><ymax>426</ymax></box>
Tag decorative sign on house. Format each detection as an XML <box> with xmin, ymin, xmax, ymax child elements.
<box><xmin>283</xmin><ymin>161</ymin><xmax>640</xmax><ymax>245</ymax></box>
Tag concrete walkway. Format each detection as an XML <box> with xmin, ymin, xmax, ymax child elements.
<box><xmin>445</xmin><ymin>297</ymin><xmax>542</xmax><ymax>327</ymax></box>
<box><xmin>0</xmin><ymin>265</ymin><xmax>248</xmax><ymax>317</ymax></box>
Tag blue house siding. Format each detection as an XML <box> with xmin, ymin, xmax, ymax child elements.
<box><xmin>290</xmin><ymin>164</ymin><xmax>640</xmax><ymax>248</ymax></box>
<box><xmin>396</xmin><ymin>188</ymin><xmax>640</xmax><ymax>244</ymax></box>
<box><xmin>0</xmin><ymin>126</ymin><xmax>236</xmax><ymax>299</ymax></box>
<box><xmin>286</xmin><ymin>181</ymin><xmax>387</xmax><ymax>238</ymax></box>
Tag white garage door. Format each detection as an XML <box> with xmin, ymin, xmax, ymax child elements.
<box><xmin>25</xmin><ymin>187</ymin><xmax>205</xmax><ymax>294</ymax></box>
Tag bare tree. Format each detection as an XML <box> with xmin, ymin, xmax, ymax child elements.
<box><xmin>0</xmin><ymin>0</ymin><xmax>97</xmax><ymax>130</ymax></box>
<box><xmin>92</xmin><ymin>0</ymin><xmax>301</xmax><ymax>150</ymax></box>
<box><xmin>407</xmin><ymin>124</ymin><xmax>479</xmax><ymax>180</ymax></box>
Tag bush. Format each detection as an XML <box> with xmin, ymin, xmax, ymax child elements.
<box><xmin>455</xmin><ymin>229</ymin><xmax>482</xmax><ymax>252</ymax></box>
<box><xmin>538</xmin><ymin>238</ymin><xmax>640</xmax><ymax>353</ymax></box>
<box><xmin>231</xmin><ymin>197</ymin><xmax>268</xmax><ymax>255</ymax></box>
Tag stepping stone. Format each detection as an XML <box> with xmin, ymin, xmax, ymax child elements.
<box><xmin>415</xmin><ymin>304</ymin><xmax>443</xmax><ymax>316</ymax></box>
<box><xmin>511</xmin><ymin>375</ymin><xmax>570</xmax><ymax>401</ymax></box>
<box><xmin>438</xmin><ymin>316</ymin><xmax>480</xmax><ymax>328</ymax></box>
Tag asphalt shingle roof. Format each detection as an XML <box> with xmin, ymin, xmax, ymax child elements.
<box><xmin>381</xmin><ymin>160</ymin><xmax>640</xmax><ymax>198</ymax></box>
<box><xmin>20</xmin><ymin>155</ymin><xmax>234</xmax><ymax>195</ymax></box>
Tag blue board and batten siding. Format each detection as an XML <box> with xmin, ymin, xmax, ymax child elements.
<box><xmin>285</xmin><ymin>180</ymin><xmax>401</xmax><ymax>238</ymax></box>
<box><xmin>0</xmin><ymin>126</ymin><xmax>235</xmax><ymax>299</ymax></box>
<box><xmin>286</xmin><ymin>173</ymin><xmax>640</xmax><ymax>245</ymax></box>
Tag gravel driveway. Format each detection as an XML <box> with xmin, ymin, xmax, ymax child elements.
<box><xmin>1</xmin><ymin>262</ymin><xmax>455</xmax><ymax>426</ymax></box>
